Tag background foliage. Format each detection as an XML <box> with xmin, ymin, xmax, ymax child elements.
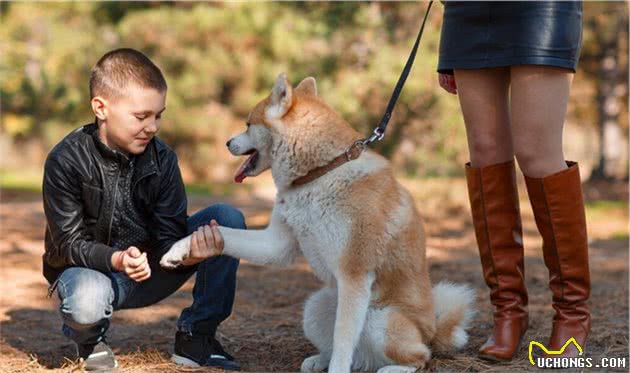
<box><xmin>1</xmin><ymin>2</ymin><xmax>627</xmax><ymax>183</ymax></box>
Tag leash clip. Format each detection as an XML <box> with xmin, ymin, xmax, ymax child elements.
<box><xmin>364</xmin><ymin>127</ymin><xmax>385</xmax><ymax>145</ymax></box>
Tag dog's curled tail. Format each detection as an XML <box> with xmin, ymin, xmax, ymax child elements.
<box><xmin>430</xmin><ymin>281</ymin><xmax>476</xmax><ymax>353</ymax></box>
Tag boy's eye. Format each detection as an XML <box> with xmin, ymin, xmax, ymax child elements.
<box><xmin>136</xmin><ymin>116</ymin><xmax>147</xmax><ymax>121</ymax></box>
<box><xmin>156</xmin><ymin>115</ymin><xmax>162</xmax><ymax>120</ymax></box>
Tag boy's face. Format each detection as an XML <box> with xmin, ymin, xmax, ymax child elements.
<box><xmin>92</xmin><ymin>83</ymin><xmax>166</xmax><ymax>155</ymax></box>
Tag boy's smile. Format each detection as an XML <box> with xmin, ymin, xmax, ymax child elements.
<box><xmin>92</xmin><ymin>82</ymin><xmax>166</xmax><ymax>155</ymax></box>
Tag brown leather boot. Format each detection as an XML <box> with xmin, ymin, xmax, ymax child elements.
<box><xmin>524</xmin><ymin>161</ymin><xmax>591</xmax><ymax>358</ymax></box>
<box><xmin>466</xmin><ymin>160</ymin><xmax>529</xmax><ymax>362</ymax></box>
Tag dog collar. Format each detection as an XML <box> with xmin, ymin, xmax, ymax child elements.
<box><xmin>291</xmin><ymin>140</ymin><xmax>365</xmax><ymax>188</ymax></box>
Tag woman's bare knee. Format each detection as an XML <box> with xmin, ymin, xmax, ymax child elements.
<box><xmin>515</xmin><ymin>149</ymin><xmax>567</xmax><ymax>178</ymax></box>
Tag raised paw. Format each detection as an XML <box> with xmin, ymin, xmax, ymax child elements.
<box><xmin>301</xmin><ymin>354</ymin><xmax>328</xmax><ymax>373</ymax></box>
<box><xmin>159</xmin><ymin>237</ymin><xmax>191</xmax><ymax>269</ymax></box>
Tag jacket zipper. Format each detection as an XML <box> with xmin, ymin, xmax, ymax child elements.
<box><xmin>132</xmin><ymin>169</ymin><xmax>157</xmax><ymax>194</ymax></box>
<box><xmin>107</xmin><ymin>169</ymin><xmax>121</xmax><ymax>246</ymax></box>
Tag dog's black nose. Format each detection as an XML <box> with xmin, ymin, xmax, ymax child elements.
<box><xmin>226</xmin><ymin>139</ymin><xmax>232</xmax><ymax>148</ymax></box>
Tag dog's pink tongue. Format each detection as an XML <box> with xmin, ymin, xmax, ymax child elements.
<box><xmin>233</xmin><ymin>154</ymin><xmax>253</xmax><ymax>183</ymax></box>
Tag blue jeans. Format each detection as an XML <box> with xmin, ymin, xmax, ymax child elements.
<box><xmin>55</xmin><ymin>204</ymin><xmax>243</xmax><ymax>345</ymax></box>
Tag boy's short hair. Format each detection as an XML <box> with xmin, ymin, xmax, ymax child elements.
<box><xmin>89</xmin><ymin>48</ymin><xmax>167</xmax><ymax>99</ymax></box>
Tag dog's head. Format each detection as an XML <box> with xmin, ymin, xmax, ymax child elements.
<box><xmin>227</xmin><ymin>73</ymin><xmax>359</xmax><ymax>185</ymax></box>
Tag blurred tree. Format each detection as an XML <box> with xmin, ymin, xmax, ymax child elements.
<box><xmin>581</xmin><ymin>2</ymin><xmax>629</xmax><ymax>180</ymax></box>
<box><xmin>1</xmin><ymin>2</ymin><xmax>627</xmax><ymax>182</ymax></box>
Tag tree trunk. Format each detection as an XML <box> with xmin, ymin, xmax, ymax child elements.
<box><xmin>590</xmin><ymin>14</ymin><xmax>627</xmax><ymax>181</ymax></box>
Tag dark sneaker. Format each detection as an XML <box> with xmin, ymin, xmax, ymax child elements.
<box><xmin>172</xmin><ymin>331</ymin><xmax>240</xmax><ymax>371</ymax></box>
<box><xmin>76</xmin><ymin>340</ymin><xmax>118</xmax><ymax>371</ymax></box>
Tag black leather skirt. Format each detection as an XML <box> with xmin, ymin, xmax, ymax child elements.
<box><xmin>438</xmin><ymin>1</ymin><xmax>583</xmax><ymax>74</ymax></box>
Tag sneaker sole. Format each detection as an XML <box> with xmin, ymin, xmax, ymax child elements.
<box><xmin>171</xmin><ymin>354</ymin><xmax>241</xmax><ymax>371</ymax></box>
<box><xmin>84</xmin><ymin>360</ymin><xmax>119</xmax><ymax>372</ymax></box>
<box><xmin>171</xmin><ymin>354</ymin><xmax>201</xmax><ymax>367</ymax></box>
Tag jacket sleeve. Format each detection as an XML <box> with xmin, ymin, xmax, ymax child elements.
<box><xmin>152</xmin><ymin>152</ymin><xmax>188</xmax><ymax>256</ymax></box>
<box><xmin>43</xmin><ymin>155</ymin><xmax>117</xmax><ymax>272</ymax></box>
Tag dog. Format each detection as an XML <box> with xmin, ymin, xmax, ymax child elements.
<box><xmin>161</xmin><ymin>73</ymin><xmax>475</xmax><ymax>373</ymax></box>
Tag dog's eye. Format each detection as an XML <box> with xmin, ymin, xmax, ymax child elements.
<box><xmin>246</xmin><ymin>122</ymin><xmax>251</xmax><ymax>128</ymax></box>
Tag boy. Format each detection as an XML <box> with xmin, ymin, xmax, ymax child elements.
<box><xmin>43</xmin><ymin>48</ymin><xmax>242</xmax><ymax>371</ymax></box>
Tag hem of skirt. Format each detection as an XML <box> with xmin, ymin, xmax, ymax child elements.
<box><xmin>437</xmin><ymin>55</ymin><xmax>578</xmax><ymax>74</ymax></box>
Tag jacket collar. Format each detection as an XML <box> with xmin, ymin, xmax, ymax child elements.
<box><xmin>84</xmin><ymin>122</ymin><xmax>158</xmax><ymax>177</ymax></box>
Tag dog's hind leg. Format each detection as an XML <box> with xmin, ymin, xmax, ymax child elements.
<box><xmin>301</xmin><ymin>288</ymin><xmax>336</xmax><ymax>372</ymax></box>
<box><xmin>378</xmin><ymin>310</ymin><xmax>432</xmax><ymax>372</ymax></box>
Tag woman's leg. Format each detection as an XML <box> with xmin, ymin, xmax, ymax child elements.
<box><xmin>455</xmin><ymin>67</ymin><xmax>528</xmax><ymax>361</ymax></box>
<box><xmin>511</xmin><ymin>65</ymin><xmax>590</xmax><ymax>357</ymax></box>
<box><xmin>454</xmin><ymin>67</ymin><xmax>514</xmax><ymax>167</ymax></box>
<box><xmin>510</xmin><ymin>65</ymin><xmax>572</xmax><ymax>177</ymax></box>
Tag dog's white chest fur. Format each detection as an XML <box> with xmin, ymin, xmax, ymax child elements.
<box><xmin>277</xmin><ymin>189</ymin><xmax>348</xmax><ymax>284</ymax></box>
<box><xmin>275</xmin><ymin>152</ymin><xmax>388</xmax><ymax>285</ymax></box>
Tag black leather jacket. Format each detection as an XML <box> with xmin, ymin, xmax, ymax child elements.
<box><xmin>42</xmin><ymin>123</ymin><xmax>187</xmax><ymax>284</ymax></box>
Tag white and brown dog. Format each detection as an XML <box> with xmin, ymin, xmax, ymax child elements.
<box><xmin>161</xmin><ymin>74</ymin><xmax>475</xmax><ymax>373</ymax></box>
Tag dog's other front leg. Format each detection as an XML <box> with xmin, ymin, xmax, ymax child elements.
<box><xmin>328</xmin><ymin>273</ymin><xmax>374</xmax><ymax>373</ymax></box>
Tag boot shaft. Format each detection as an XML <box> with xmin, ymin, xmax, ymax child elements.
<box><xmin>465</xmin><ymin>160</ymin><xmax>528</xmax><ymax>316</ymax></box>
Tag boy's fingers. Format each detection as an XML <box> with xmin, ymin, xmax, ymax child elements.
<box><xmin>194</xmin><ymin>227</ymin><xmax>207</xmax><ymax>256</ymax></box>
<box><xmin>131</xmin><ymin>268</ymin><xmax>151</xmax><ymax>282</ymax></box>
<box><xmin>128</xmin><ymin>261</ymin><xmax>150</xmax><ymax>275</ymax></box>
<box><xmin>129</xmin><ymin>261</ymin><xmax>150</xmax><ymax>275</ymax></box>
<box><xmin>128</xmin><ymin>246</ymin><xmax>142</xmax><ymax>258</ymax></box>
<box><xmin>202</xmin><ymin>225</ymin><xmax>214</xmax><ymax>250</ymax></box>
<box><xmin>127</xmin><ymin>252</ymin><xmax>147</xmax><ymax>268</ymax></box>
<box><xmin>211</xmin><ymin>224</ymin><xmax>223</xmax><ymax>253</ymax></box>
<box><xmin>189</xmin><ymin>231</ymin><xmax>199</xmax><ymax>256</ymax></box>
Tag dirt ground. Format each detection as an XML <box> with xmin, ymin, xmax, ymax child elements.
<box><xmin>0</xmin><ymin>177</ymin><xmax>628</xmax><ymax>373</ymax></box>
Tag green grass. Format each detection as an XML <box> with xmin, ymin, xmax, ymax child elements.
<box><xmin>185</xmin><ymin>182</ymin><xmax>248</xmax><ymax>197</ymax></box>
<box><xmin>0</xmin><ymin>169</ymin><xmax>43</xmax><ymax>193</ymax></box>
<box><xmin>586</xmin><ymin>199</ymin><xmax>628</xmax><ymax>212</ymax></box>
<box><xmin>611</xmin><ymin>232</ymin><xmax>629</xmax><ymax>241</ymax></box>
<box><xmin>0</xmin><ymin>169</ymin><xmax>242</xmax><ymax>197</ymax></box>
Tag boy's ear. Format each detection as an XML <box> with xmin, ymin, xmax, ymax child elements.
<box><xmin>266</xmin><ymin>73</ymin><xmax>293</xmax><ymax>119</ymax></box>
<box><xmin>91</xmin><ymin>97</ymin><xmax>107</xmax><ymax>120</ymax></box>
<box><xmin>295</xmin><ymin>77</ymin><xmax>317</xmax><ymax>96</ymax></box>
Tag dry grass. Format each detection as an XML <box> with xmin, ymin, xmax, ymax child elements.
<box><xmin>1</xmin><ymin>177</ymin><xmax>627</xmax><ymax>372</ymax></box>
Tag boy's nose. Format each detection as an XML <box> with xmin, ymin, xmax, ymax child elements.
<box><xmin>226</xmin><ymin>139</ymin><xmax>232</xmax><ymax>148</ymax></box>
<box><xmin>145</xmin><ymin>121</ymin><xmax>159</xmax><ymax>134</ymax></box>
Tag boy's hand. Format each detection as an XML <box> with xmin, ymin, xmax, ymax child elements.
<box><xmin>111</xmin><ymin>246</ymin><xmax>151</xmax><ymax>282</ymax></box>
<box><xmin>181</xmin><ymin>220</ymin><xmax>224</xmax><ymax>266</ymax></box>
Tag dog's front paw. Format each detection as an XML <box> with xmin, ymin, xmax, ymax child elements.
<box><xmin>301</xmin><ymin>354</ymin><xmax>328</xmax><ymax>373</ymax></box>
<box><xmin>159</xmin><ymin>237</ymin><xmax>191</xmax><ymax>269</ymax></box>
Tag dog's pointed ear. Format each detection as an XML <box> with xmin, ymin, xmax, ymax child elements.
<box><xmin>295</xmin><ymin>77</ymin><xmax>317</xmax><ymax>96</ymax></box>
<box><xmin>267</xmin><ymin>73</ymin><xmax>293</xmax><ymax>119</ymax></box>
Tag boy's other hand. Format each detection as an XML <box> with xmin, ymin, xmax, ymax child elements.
<box><xmin>112</xmin><ymin>246</ymin><xmax>151</xmax><ymax>282</ymax></box>
<box><xmin>181</xmin><ymin>220</ymin><xmax>224</xmax><ymax>266</ymax></box>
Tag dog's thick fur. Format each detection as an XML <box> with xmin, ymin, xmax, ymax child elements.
<box><xmin>161</xmin><ymin>74</ymin><xmax>475</xmax><ymax>373</ymax></box>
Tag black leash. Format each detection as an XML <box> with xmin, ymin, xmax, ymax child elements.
<box><xmin>359</xmin><ymin>0</ymin><xmax>434</xmax><ymax>147</ymax></box>
<box><xmin>293</xmin><ymin>1</ymin><xmax>435</xmax><ymax>186</ymax></box>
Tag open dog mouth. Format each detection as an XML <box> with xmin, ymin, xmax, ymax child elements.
<box><xmin>234</xmin><ymin>148</ymin><xmax>259</xmax><ymax>183</ymax></box>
